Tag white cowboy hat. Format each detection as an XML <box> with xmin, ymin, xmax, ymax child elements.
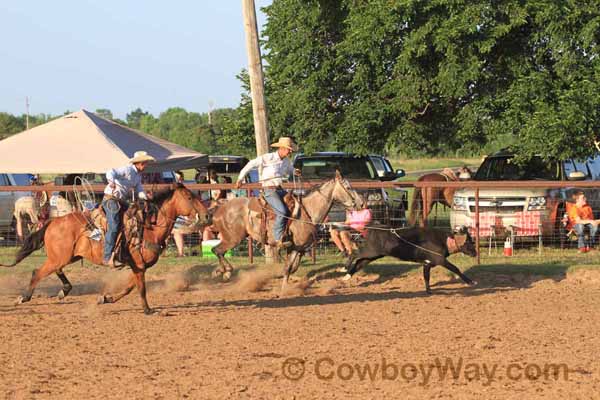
<box><xmin>129</xmin><ymin>151</ymin><xmax>156</xmax><ymax>164</ymax></box>
<box><xmin>271</xmin><ymin>137</ymin><xmax>298</xmax><ymax>152</ymax></box>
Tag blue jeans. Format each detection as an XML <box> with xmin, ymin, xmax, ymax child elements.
<box><xmin>574</xmin><ymin>223</ymin><xmax>598</xmax><ymax>248</ymax></box>
<box><xmin>102</xmin><ymin>198</ymin><xmax>124</xmax><ymax>261</ymax></box>
<box><xmin>263</xmin><ymin>188</ymin><xmax>289</xmax><ymax>241</ymax></box>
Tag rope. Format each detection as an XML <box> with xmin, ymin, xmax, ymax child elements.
<box><xmin>389</xmin><ymin>228</ymin><xmax>446</xmax><ymax>257</ymax></box>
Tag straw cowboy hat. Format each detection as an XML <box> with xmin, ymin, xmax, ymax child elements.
<box><xmin>271</xmin><ymin>137</ymin><xmax>298</xmax><ymax>152</ymax></box>
<box><xmin>129</xmin><ymin>151</ymin><xmax>156</xmax><ymax>164</ymax></box>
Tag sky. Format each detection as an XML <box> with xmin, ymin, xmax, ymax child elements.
<box><xmin>0</xmin><ymin>0</ymin><xmax>272</xmax><ymax>120</ymax></box>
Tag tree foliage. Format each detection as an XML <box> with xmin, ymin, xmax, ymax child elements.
<box><xmin>255</xmin><ymin>0</ymin><xmax>600</xmax><ymax>161</ymax></box>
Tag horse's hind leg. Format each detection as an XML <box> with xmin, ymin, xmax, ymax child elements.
<box><xmin>16</xmin><ymin>260</ymin><xmax>61</xmax><ymax>304</ymax></box>
<box><xmin>56</xmin><ymin>270</ymin><xmax>73</xmax><ymax>300</ymax></box>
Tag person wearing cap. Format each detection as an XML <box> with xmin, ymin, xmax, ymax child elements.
<box><xmin>235</xmin><ymin>137</ymin><xmax>301</xmax><ymax>249</ymax></box>
<box><xmin>101</xmin><ymin>150</ymin><xmax>155</xmax><ymax>266</ymax></box>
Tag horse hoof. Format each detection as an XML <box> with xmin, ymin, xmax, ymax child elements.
<box><xmin>222</xmin><ymin>271</ymin><xmax>232</xmax><ymax>281</ymax></box>
<box><xmin>341</xmin><ymin>274</ymin><xmax>352</xmax><ymax>281</ymax></box>
<box><xmin>57</xmin><ymin>290</ymin><xmax>66</xmax><ymax>300</ymax></box>
<box><xmin>468</xmin><ymin>280</ymin><xmax>478</xmax><ymax>286</ymax></box>
<box><xmin>15</xmin><ymin>296</ymin><xmax>25</xmax><ymax>305</ymax></box>
<box><xmin>144</xmin><ymin>308</ymin><xmax>155</xmax><ymax>315</ymax></box>
<box><xmin>211</xmin><ymin>269</ymin><xmax>223</xmax><ymax>279</ymax></box>
<box><xmin>97</xmin><ymin>295</ymin><xmax>107</xmax><ymax>305</ymax></box>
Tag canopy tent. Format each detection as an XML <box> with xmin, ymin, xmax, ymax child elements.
<box><xmin>0</xmin><ymin>109</ymin><xmax>208</xmax><ymax>174</ymax></box>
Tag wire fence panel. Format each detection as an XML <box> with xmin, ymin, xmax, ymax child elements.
<box><xmin>2</xmin><ymin>181</ymin><xmax>600</xmax><ymax>262</ymax></box>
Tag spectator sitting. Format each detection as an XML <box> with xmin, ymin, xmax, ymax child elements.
<box><xmin>329</xmin><ymin>208</ymin><xmax>372</xmax><ymax>257</ymax></box>
<box><xmin>566</xmin><ymin>191</ymin><xmax>600</xmax><ymax>253</ymax></box>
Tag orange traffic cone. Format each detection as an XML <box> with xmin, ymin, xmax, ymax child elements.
<box><xmin>503</xmin><ymin>237</ymin><xmax>513</xmax><ymax>256</ymax></box>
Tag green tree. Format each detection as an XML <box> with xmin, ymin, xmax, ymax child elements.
<box><xmin>126</xmin><ymin>108</ymin><xmax>150</xmax><ymax>130</ymax></box>
<box><xmin>258</xmin><ymin>0</ymin><xmax>600</xmax><ymax>161</ymax></box>
<box><xmin>0</xmin><ymin>112</ymin><xmax>25</xmax><ymax>138</ymax></box>
<box><xmin>95</xmin><ymin>108</ymin><xmax>113</xmax><ymax>120</ymax></box>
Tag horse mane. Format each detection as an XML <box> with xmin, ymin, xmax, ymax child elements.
<box><xmin>150</xmin><ymin>183</ymin><xmax>184</xmax><ymax>207</ymax></box>
<box><xmin>302</xmin><ymin>178</ymin><xmax>335</xmax><ymax>197</ymax></box>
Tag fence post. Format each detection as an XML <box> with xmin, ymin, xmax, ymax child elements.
<box><xmin>475</xmin><ymin>187</ymin><xmax>480</xmax><ymax>265</ymax></box>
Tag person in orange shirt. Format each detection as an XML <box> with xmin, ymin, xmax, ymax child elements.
<box><xmin>567</xmin><ymin>191</ymin><xmax>600</xmax><ymax>252</ymax></box>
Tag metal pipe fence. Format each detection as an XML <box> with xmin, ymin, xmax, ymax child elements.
<box><xmin>2</xmin><ymin>180</ymin><xmax>600</xmax><ymax>263</ymax></box>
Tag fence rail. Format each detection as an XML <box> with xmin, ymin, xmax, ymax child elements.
<box><xmin>2</xmin><ymin>180</ymin><xmax>600</xmax><ymax>264</ymax></box>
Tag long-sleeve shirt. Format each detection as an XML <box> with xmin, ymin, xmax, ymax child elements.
<box><xmin>237</xmin><ymin>151</ymin><xmax>293</xmax><ymax>188</ymax></box>
<box><xmin>104</xmin><ymin>164</ymin><xmax>146</xmax><ymax>200</ymax></box>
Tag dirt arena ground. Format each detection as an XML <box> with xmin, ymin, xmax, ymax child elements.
<box><xmin>0</xmin><ymin>258</ymin><xmax>599</xmax><ymax>399</ymax></box>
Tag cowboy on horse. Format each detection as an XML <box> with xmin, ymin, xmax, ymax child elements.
<box><xmin>102</xmin><ymin>150</ymin><xmax>155</xmax><ymax>266</ymax></box>
<box><xmin>235</xmin><ymin>137</ymin><xmax>301</xmax><ymax>250</ymax></box>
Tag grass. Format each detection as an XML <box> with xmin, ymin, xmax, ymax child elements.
<box><xmin>1</xmin><ymin>243</ymin><xmax>598</xmax><ymax>284</ymax></box>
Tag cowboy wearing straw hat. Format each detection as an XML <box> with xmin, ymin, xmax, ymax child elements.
<box><xmin>236</xmin><ymin>137</ymin><xmax>301</xmax><ymax>249</ymax></box>
<box><xmin>101</xmin><ymin>151</ymin><xmax>155</xmax><ymax>266</ymax></box>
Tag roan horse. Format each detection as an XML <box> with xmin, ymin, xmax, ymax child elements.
<box><xmin>408</xmin><ymin>166</ymin><xmax>472</xmax><ymax>227</ymax></box>
<box><xmin>210</xmin><ymin>170</ymin><xmax>364</xmax><ymax>291</ymax></box>
<box><xmin>1</xmin><ymin>184</ymin><xmax>210</xmax><ymax>314</ymax></box>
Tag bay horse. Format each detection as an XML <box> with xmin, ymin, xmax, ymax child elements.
<box><xmin>210</xmin><ymin>170</ymin><xmax>364</xmax><ymax>292</ymax></box>
<box><xmin>408</xmin><ymin>166</ymin><xmax>472</xmax><ymax>227</ymax></box>
<box><xmin>1</xmin><ymin>184</ymin><xmax>210</xmax><ymax>314</ymax></box>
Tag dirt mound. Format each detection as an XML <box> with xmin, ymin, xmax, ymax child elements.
<box><xmin>566</xmin><ymin>268</ymin><xmax>600</xmax><ymax>284</ymax></box>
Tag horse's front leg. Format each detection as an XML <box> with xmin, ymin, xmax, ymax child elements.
<box><xmin>132</xmin><ymin>269</ymin><xmax>152</xmax><ymax>315</ymax></box>
<box><xmin>211</xmin><ymin>239</ymin><xmax>237</xmax><ymax>281</ymax></box>
<box><xmin>98</xmin><ymin>273</ymin><xmax>136</xmax><ymax>305</ymax></box>
<box><xmin>281</xmin><ymin>250</ymin><xmax>301</xmax><ymax>293</ymax></box>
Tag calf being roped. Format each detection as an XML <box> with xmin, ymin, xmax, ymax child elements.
<box><xmin>342</xmin><ymin>225</ymin><xmax>477</xmax><ymax>293</ymax></box>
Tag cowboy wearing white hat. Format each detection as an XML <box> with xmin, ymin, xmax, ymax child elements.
<box><xmin>101</xmin><ymin>150</ymin><xmax>155</xmax><ymax>266</ymax></box>
<box><xmin>236</xmin><ymin>137</ymin><xmax>301</xmax><ymax>249</ymax></box>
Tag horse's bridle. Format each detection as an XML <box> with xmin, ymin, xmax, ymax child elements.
<box><xmin>335</xmin><ymin>178</ymin><xmax>362</xmax><ymax>210</ymax></box>
<box><xmin>311</xmin><ymin>178</ymin><xmax>361</xmax><ymax>211</ymax></box>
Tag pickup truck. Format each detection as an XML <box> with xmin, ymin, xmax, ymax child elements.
<box><xmin>0</xmin><ymin>173</ymin><xmax>33</xmax><ymax>241</ymax></box>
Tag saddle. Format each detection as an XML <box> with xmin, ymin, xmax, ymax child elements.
<box><xmin>87</xmin><ymin>201</ymin><xmax>148</xmax><ymax>262</ymax></box>
<box><xmin>439</xmin><ymin>168</ymin><xmax>459</xmax><ymax>181</ymax></box>
<box><xmin>247</xmin><ymin>193</ymin><xmax>300</xmax><ymax>244</ymax></box>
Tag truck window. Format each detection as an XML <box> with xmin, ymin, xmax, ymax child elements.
<box><xmin>11</xmin><ymin>174</ymin><xmax>31</xmax><ymax>186</ymax></box>
<box><xmin>475</xmin><ymin>156</ymin><xmax>558</xmax><ymax>180</ymax></box>
<box><xmin>0</xmin><ymin>174</ymin><xmax>9</xmax><ymax>186</ymax></box>
<box><xmin>564</xmin><ymin>160</ymin><xmax>591</xmax><ymax>179</ymax></box>
<box><xmin>586</xmin><ymin>156</ymin><xmax>600</xmax><ymax>180</ymax></box>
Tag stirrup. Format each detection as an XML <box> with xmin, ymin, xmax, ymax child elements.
<box><xmin>276</xmin><ymin>240</ymin><xmax>293</xmax><ymax>249</ymax></box>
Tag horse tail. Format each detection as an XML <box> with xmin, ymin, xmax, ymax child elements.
<box><xmin>0</xmin><ymin>221</ymin><xmax>50</xmax><ymax>267</ymax></box>
<box><xmin>409</xmin><ymin>187</ymin><xmax>422</xmax><ymax>226</ymax></box>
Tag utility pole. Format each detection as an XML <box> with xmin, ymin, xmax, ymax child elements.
<box><xmin>25</xmin><ymin>96</ymin><xmax>30</xmax><ymax>130</ymax></box>
<box><xmin>242</xmin><ymin>0</ymin><xmax>275</xmax><ymax>261</ymax></box>
<box><xmin>241</xmin><ymin>0</ymin><xmax>269</xmax><ymax>156</ymax></box>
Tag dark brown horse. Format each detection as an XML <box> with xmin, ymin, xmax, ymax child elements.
<box><xmin>1</xmin><ymin>184</ymin><xmax>210</xmax><ymax>314</ymax></box>
<box><xmin>408</xmin><ymin>166</ymin><xmax>472</xmax><ymax>227</ymax></box>
<box><xmin>210</xmin><ymin>171</ymin><xmax>364</xmax><ymax>292</ymax></box>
